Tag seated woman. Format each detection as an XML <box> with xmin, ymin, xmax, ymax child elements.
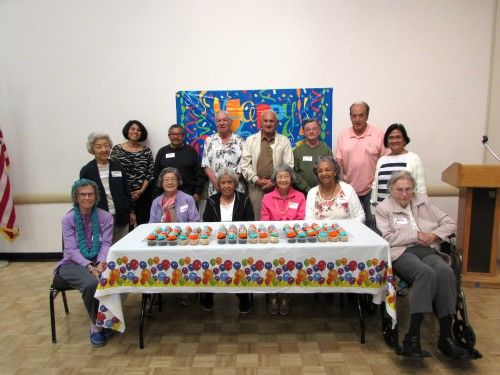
<box><xmin>371</xmin><ymin>123</ymin><xmax>426</xmax><ymax>204</ymax></box>
<box><xmin>55</xmin><ymin>179</ymin><xmax>114</xmax><ymax>348</ymax></box>
<box><xmin>149</xmin><ymin>167</ymin><xmax>200</xmax><ymax>223</ymax></box>
<box><xmin>80</xmin><ymin>132</ymin><xmax>135</xmax><ymax>242</ymax></box>
<box><xmin>375</xmin><ymin>171</ymin><xmax>470</xmax><ymax>361</ymax></box>
<box><xmin>261</xmin><ymin>163</ymin><xmax>306</xmax><ymax>315</ymax></box>
<box><xmin>305</xmin><ymin>156</ymin><xmax>365</xmax><ymax>222</ymax></box>
<box><xmin>203</xmin><ymin>168</ymin><xmax>255</xmax><ymax>313</ymax></box>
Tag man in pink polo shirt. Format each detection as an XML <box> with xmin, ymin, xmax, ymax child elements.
<box><xmin>335</xmin><ymin>101</ymin><xmax>386</xmax><ymax>228</ymax></box>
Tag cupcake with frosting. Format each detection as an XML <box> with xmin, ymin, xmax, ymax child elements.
<box><xmin>287</xmin><ymin>231</ymin><xmax>297</xmax><ymax>243</ymax></box>
<box><xmin>269</xmin><ymin>231</ymin><xmax>279</xmax><ymax>243</ymax></box>
<box><xmin>167</xmin><ymin>234</ymin><xmax>177</xmax><ymax>246</ymax></box>
<box><xmin>297</xmin><ymin>231</ymin><xmax>307</xmax><ymax>243</ymax></box>
<box><xmin>318</xmin><ymin>231</ymin><xmax>328</xmax><ymax>242</ymax></box>
<box><xmin>329</xmin><ymin>230</ymin><xmax>339</xmax><ymax>242</ymax></box>
<box><xmin>259</xmin><ymin>232</ymin><xmax>269</xmax><ymax>244</ymax></box>
<box><xmin>238</xmin><ymin>231</ymin><xmax>248</xmax><ymax>244</ymax></box>
<box><xmin>227</xmin><ymin>232</ymin><xmax>237</xmax><ymax>244</ymax></box>
<box><xmin>178</xmin><ymin>233</ymin><xmax>188</xmax><ymax>246</ymax></box>
<box><xmin>248</xmin><ymin>231</ymin><xmax>258</xmax><ymax>244</ymax></box>
<box><xmin>200</xmin><ymin>232</ymin><xmax>210</xmax><ymax>245</ymax></box>
<box><xmin>307</xmin><ymin>230</ymin><xmax>317</xmax><ymax>243</ymax></box>
<box><xmin>188</xmin><ymin>233</ymin><xmax>200</xmax><ymax>245</ymax></box>
<box><xmin>147</xmin><ymin>233</ymin><xmax>157</xmax><ymax>246</ymax></box>
<box><xmin>217</xmin><ymin>231</ymin><xmax>227</xmax><ymax>244</ymax></box>
<box><xmin>157</xmin><ymin>234</ymin><xmax>167</xmax><ymax>246</ymax></box>
<box><xmin>339</xmin><ymin>230</ymin><xmax>348</xmax><ymax>242</ymax></box>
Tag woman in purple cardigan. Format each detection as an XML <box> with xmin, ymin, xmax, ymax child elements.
<box><xmin>55</xmin><ymin>179</ymin><xmax>114</xmax><ymax>348</ymax></box>
<box><xmin>149</xmin><ymin>167</ymin><xmax>200</xmax><ymax>223</ymax></box>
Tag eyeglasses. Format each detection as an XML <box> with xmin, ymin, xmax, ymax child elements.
<box><xmin>163</xmin><ymin>178</ymin><xmax>178</xmax><ymax>182</ymax></box>
<box><xmin>168</xmin><ymin>132</ymin><xmax>184</xmax><ymax>137</ymax></box>
<box><xmin>78</xmin><ymin>192</ymin><xmax>95</xmax><ymax>198</ymax></box>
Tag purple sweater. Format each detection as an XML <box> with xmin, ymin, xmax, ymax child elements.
<box><xmin>149</xmin><ymin>190</ymin><xmax>200</xmax><ymax>223</ymax></box>
<box><xmin>56</xmin><ymin>208</ymin><xmax>113</xmax><ymax>270</ymax></box>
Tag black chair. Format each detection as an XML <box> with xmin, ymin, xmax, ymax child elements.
<box><xmin>380</xmin><ymin>235</ymin><xmax>482</xmax><ymax>359</ymax></box>
<box><xmin>49</xmin><ymin>273</ymin><xmax>76</xmax><ymax>343</ymax></box>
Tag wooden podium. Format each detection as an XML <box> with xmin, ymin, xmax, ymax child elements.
<box><xmin>442</xmin><ymin>163</ymin><xmax>500</xmax><ymax>287</ymax></box>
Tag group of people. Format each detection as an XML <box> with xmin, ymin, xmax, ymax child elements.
<box><xmin>52</xmin><ymin>102</ymin><xmax>471</xmax><ymax>361</ymax></box>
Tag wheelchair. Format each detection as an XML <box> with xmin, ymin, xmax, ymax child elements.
<box><xmin>380</xmin><ymin>235</ymin><xmax>482</xmax><ymax>359</ymax></box>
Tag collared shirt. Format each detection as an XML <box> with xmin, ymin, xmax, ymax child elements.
<box><xmin>335</xmin><ymin>124</ymin><xmax>386</xmax><ymax>196</ymax></box>
<box><xmin>201</xmin><ymin>133</ymin><xmax>245</xmax><ymax>196</ymax></box>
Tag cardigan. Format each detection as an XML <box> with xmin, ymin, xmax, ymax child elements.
<box><xmin>79</xmin><ymin>159</ymin><xmax>133</xmax><ymax>225</ymax></box>
<box><xmin>203</xmin><ymin>191</ymin><xmax>255</xmax><ymax>222</ymax></box>
<box><xmin>149</xmin><ymin>190</ymin><xmax>200</xmax><ymax>223</ymax></box>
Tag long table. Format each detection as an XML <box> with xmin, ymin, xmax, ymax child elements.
<box><xmin>95</xmin><ymin>220</ymin><xmax>396</xmax><ymax>346</ymax></box>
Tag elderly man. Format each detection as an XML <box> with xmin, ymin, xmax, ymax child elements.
<box><xmin>241</xmin><ymin>109</ymin><xmax>294</xmax><ymax>219</ymax></box>
<box><xmin>153</xmin><ymin>124</ymin><xmax>205</xmax><ymax>202</ymax></box>
<box><xmin>335</xmin><ymin>102</ymin><xmax>386</xmax><ymax>227</ymax></box>
<box><xmin>202</xmin><ymin>110</ymin><xmax>246</xmax><ymax>196</ymax></box>
<box><xmin>293</xmin><ymin>119</ymin><xmax>332</xmax><ymax>194</ymax></box>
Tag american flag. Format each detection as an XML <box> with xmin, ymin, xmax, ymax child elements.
<box><xmin>0</xmin><ymin>128</ymin><xmax>19</xmax><ymax>241</ymax></box>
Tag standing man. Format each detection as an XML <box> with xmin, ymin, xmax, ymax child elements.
<box><xmin>335</xmin><ymin>102</ymin><xmax>386</xmax><ymax>228</ymax></box>
<box><xmin>241</xmin><ymin>109</ymin><xmax>294</xmax><ymax>219</ymax></box>
<box><xmin>293</xmin><ymin>119</ymin><xmax>332</xmax><ymax>194</ymax></box>
<box><xmin>153</xmin><ymin>124</ymin><xmax>205</xmax><ymax>202</ymax></box>
<box><xmin>202</xmin><ymin>110</ymin><xmax>246</xmax><ymax>197</ymax></box>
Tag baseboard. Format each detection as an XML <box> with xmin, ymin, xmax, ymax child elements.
<box><xmin>0</xmin><ymin>253</ymin><xmax>62</xmax><ymax>261</ymax></box>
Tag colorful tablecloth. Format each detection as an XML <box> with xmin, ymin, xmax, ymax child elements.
<box><xmin>95</xmin><ymin>220</ymin><xmax>396</xmax><ymax>332</ymax></box>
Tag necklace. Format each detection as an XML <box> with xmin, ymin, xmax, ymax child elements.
<box><xmin>320</xmin><ymin>185</ymin><xmax>338</xmax><ymax>200</ymax></box>
<box><xmin>74</xmin><ymin>206</ymin><xmax>101</xmax><ymax>260</ymax></box>
<box><xmin>274</xmin><ymin>197</ymin><xmax>291</xmax><ymax>215</ymax></box>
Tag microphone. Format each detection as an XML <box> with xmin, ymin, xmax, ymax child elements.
<box><xmin>482</xmin><ymin>135</ymin><xmax>500</xmax><ymax>161</ymax></box>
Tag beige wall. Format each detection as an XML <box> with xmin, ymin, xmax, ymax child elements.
<box><xmin>0</xmin><ymin>0</ymin><xmax>496</xmax><ymax>253</ymax></box>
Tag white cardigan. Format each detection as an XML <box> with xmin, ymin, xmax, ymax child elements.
<box><xmin>371</xmin><ymin>151</ymin><xmax>426</xmax><ymax>204</ymax></box>
<box><xmin>305</xmin><ymin>181</ymin><xmax>365</xmax><ymax>223</ymax></box>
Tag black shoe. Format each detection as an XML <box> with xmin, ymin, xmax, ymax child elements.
<box><xmin>201</xmin><ymin>293</ymin><xmax>214</xmax><ymax>311</ymax></box>
<box><xmin>238</xmin><ymin>295</ymin><xmax>252</xmax><ymax>314</ymax></box>
<box><xmin>438</xmin><ymin>337</ymin><xmax>471</xmax><ymax>361</ymax></box>
<box><xmin>402</xmin><ymin>335</ymin><xmax>430</xmax><ymax>359</ymax></box>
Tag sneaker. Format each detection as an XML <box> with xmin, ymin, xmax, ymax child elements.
<box><xmin>238</xmin><ymin>294</ymin><xmax>252</xmax><ymax>314</ymax></box>
<box><xmin>268</xmin><ymin>296</ymin><xmax>279</xmax><ymax>315</ymax></box>
<box><xmin>90</xmin><ymin>331</ymin><xmax>105</xmax><ymax>348</ymax></box>
<box><xmin>438</xmin><ymin>337</ymin><xmax>471</xmax><ymax>361</ymax></box>
<box><xmin>279</xmin><ymin>296</ymin><xmax>290</xmax><ymax>316</ymax></box>
<box><xmin>201</xmin><ymin>293</ymin><xmax>214</xmax><ymax>311</ymax></box>
<box><xmin>102</xmin><ymin>328</ymin><xmax>115</xmax><ymax>340</ymax></box>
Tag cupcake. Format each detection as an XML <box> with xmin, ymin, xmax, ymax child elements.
<box><xmin>157</xmin><ymin>234</ymin><xmax>167</xmax><ymax>246</ymax></box>
<box><xmin>259</xmin><ymin>232</ymin><xmax>269</xmax><ymax>244</ymax></box>
<box><xmin>200</xmin><ymin>232</ymin><xmax>210</xmax><ymax>245</ymax></box>
<box><xmin>286</xmin><ymin>231</ymin><xmax>297</xmax><ymax>243</ymax></box>
<box><xmin>269</xmin><ymin>232</ymin><xmax>279</xmax><ymax>243</ymax></box>
<box><xmin>147</xmin><ymin>234</ymin><xmax>157</xmax><ymax>246</ymax></box>
<box><xmin>318</xmin><ymin>231</ymin><xmax>328</xmax><ymax>242</ymax></box>
<box><xmin>339</xmin><ymin>230</ymin><xmax>348</xmax><ymax>242</ymax></box>
<box><xmin>177</xmin><ymin>233</ymin><xmax>188</xmax><ymax>246</ymax></box>
<box><xmin>248</xmin><ymin>232</ymin><xmax>258</xmax><ymax>244</ymax></box>
<box><xmin>307</xmin><ymin>230</ymin><xmax>317</xmax><ymax>243</ymax></box>
<box><xmin>217</xmin><ymin>232</ymin><xmax>227</xmax><ymax>244</ymax></box>
<box><xmin>167</xmin><ymin>234</ymin><xmax>177</xmax><ymax>246</ymax></box>
<box><xmin>297</xmin><ymin>231</ymin><xmax>307</xmax><ymax>243</ymax></box>
<box><xmin>238</xmin><ymin>232</ymin><xmax>248</xmax><ymax>244</ymax></box>
<box><xmin>188</xmin><ymin>233</ymin><xmax>200</xmax><ymax>245</ymax></box>
<box><xmin>227</xmin><ymin>232</ymin><xmax>237</xmax><ymax>244</ymax></box>
<box><xmin>329</xmin><ymin>230</ymin><xmax>339</xmax><ymax>242</ymax></box>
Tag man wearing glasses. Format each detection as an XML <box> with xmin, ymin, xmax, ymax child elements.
<box><xmin>153</xmin><ymin>124</ymin><xmax>205</xmax><ymax>202</ymax></box>
<box><xmin>293</xmin><ymin>119</ymin><xmax>332</xmax><ymax>194</ymax></box>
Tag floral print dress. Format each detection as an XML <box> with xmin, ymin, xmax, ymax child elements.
<box><xmin>314</xmin><ymin>188</ymin><xmax>352</xmax><ymax>220</ymax></box>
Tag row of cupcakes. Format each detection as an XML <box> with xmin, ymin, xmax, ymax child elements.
<box><xmin>216</xmin><ymin>223</ymin><xmax>280</xmax><ymax>244</ymax></box>
<box><xmin>282</xmin><ymin>222</ymin><xmax>349</xmax><ymax>243</ymax></box>
<box><xmin>145</xmin><ymin>225</ymin><xmax>213</xmax><ymax>246</ymax></box>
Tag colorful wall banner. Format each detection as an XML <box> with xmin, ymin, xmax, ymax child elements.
<box><xmin>176</xmin><ymin>88</ymin><xmax>333</xmax><ymax>154</ymax></box>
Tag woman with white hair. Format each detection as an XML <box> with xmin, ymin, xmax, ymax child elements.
<box><xmin>80</xmin><ymin>132</ymin><xmax>135</xmax><ymax>242</ymax></box>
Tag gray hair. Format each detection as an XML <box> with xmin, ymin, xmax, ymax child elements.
<box><xmin>387</xmin><ymin>170</ymin><xmax>415</xmax><ymax>191</ymax></box>
<box><xmin>217</xmin><ymin>168</ymin><xmax>239</xmax><ymax>186</ymax></box>
<box><xmin>261</xmin><ymin>109</ymin><xmax>278</xmax><ymax>121</ymax></box>
<box><xmin>86</xmin><ymin>132</ymin><xmax>113</xmax><ymax>154</ymax></box>
<box><xmin>157</xmin><ymin>167</ymin><xmax>183</xmax><ymax>188</ymax></box>
<box><xmin>71</xmin><ymin>178</ymin><xmax>100</xmax><ymax>207</ymax></box>
<box><xmin>313</xmin><ymin>156</ymin><xmax>341</xmax><ymax>182</ymax></box>
<box><xmin>216</xmin><ymin>110</ymin><xmax>232</xmax><ymax>121</ymax></box>
<box><xmin>349</xmin><ymin>101</ymin><xmax>370</xmax><ymax>117</ymax></box>
<box><xmin>270</xmin><ymin>163</ymin><xmax>295</xmax><ymax>184</ymax></box>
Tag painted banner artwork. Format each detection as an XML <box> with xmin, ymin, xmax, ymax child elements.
<box><xmin>175</xmin><ymin>88</ymin><xmax>333</xmax><ymax>154</ymax></box>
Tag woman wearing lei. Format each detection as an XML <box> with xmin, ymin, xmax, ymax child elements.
<box><xmin>55</xmin><ymin>179</ymin><xmax>114</xmax><ymax>348</ymax></box>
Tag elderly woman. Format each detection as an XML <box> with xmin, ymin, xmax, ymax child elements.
<box><xmin>371</xmin><ymin>124</ymin><xmax>426</xmax><ymax>204</ymax></box>
<box><xmin>202</xmin><ymin>168</ymin><xmax>254</xmax><ymax>313</ymax></box>
<box><xmin>260</xmin><ymin>163</ymin><xmax>306</xmax><ymax>221</ymax></box>
<box><xmin>110</xmin><ymin>120</ymin><xmax>154</xmax><ymax>226</ymax></box>
<box><xmin>202</xmin><ymin>110</ymin><xmax>246</xmax><ymax>196</ymax></box>
<box><xmin>260</xmin><ymin>163</ymin><xmax>305</xmax><ymax>315</ymax></box>
<box><xmin>55</xmin><ymin>179</ymin><xmax>113</xmax><ymax>347</ymax></box>
<box><xmin>150</xmin><ymin>167</ymin><xmax>200</xmax><ymax>223</ymax></box>
<box><xmin>375</xmin><ymin>171</ymin><xmax>470</xmax><ymax>361</ymax></box>
<box><xmin>80</xmin><ymin>132</ymin><xmax>135</xmax><ymax>242</ymax></box>
<box><xmin>305</xmin><ymin>156</ymin><xmax>365</xmax><ymax>222</ymax></box>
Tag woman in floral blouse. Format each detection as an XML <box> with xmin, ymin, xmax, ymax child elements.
<box><xmin>305</xmin><ymin>156</ymin><xmax>365</xmax><ymax>223</ymax></box>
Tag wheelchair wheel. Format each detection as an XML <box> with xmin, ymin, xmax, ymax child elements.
<box><xmin>453</xmin><ymin>320</ymin><xmax>476</xmax><ymax>349</ymax></box>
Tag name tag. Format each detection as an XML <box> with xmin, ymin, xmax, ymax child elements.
<box><xmin>165</xmin><ymin>153</ymin><xmax>175</xmax><ymax>159</ymax></box>
<box><xmin>179</xmin><ymin>204</ymin><xmax>188</xmax><ymax>213</ymax></box>
<box><xmin>111</xmin><ymin>171</ymin><xmax>122</xmax><ymax>178</ymax></box>
<box><xmin>336</xmin><ymin>197</ymin><xmax>348</xmax><ymax>204</ymax></box>
<box><xmin>302</xmin><ymin>155</ymin><xmax>313</xmax><ymax>162</ymax></box>
<box><xmin>289</xmin><ymin>202</ymin><xmax>299</xmax><ymax>209</ymax></box>
<box><xmin>394</xmin><ymin>217</ymin><xmax>408</xmax><ymax>225</ymax></box>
